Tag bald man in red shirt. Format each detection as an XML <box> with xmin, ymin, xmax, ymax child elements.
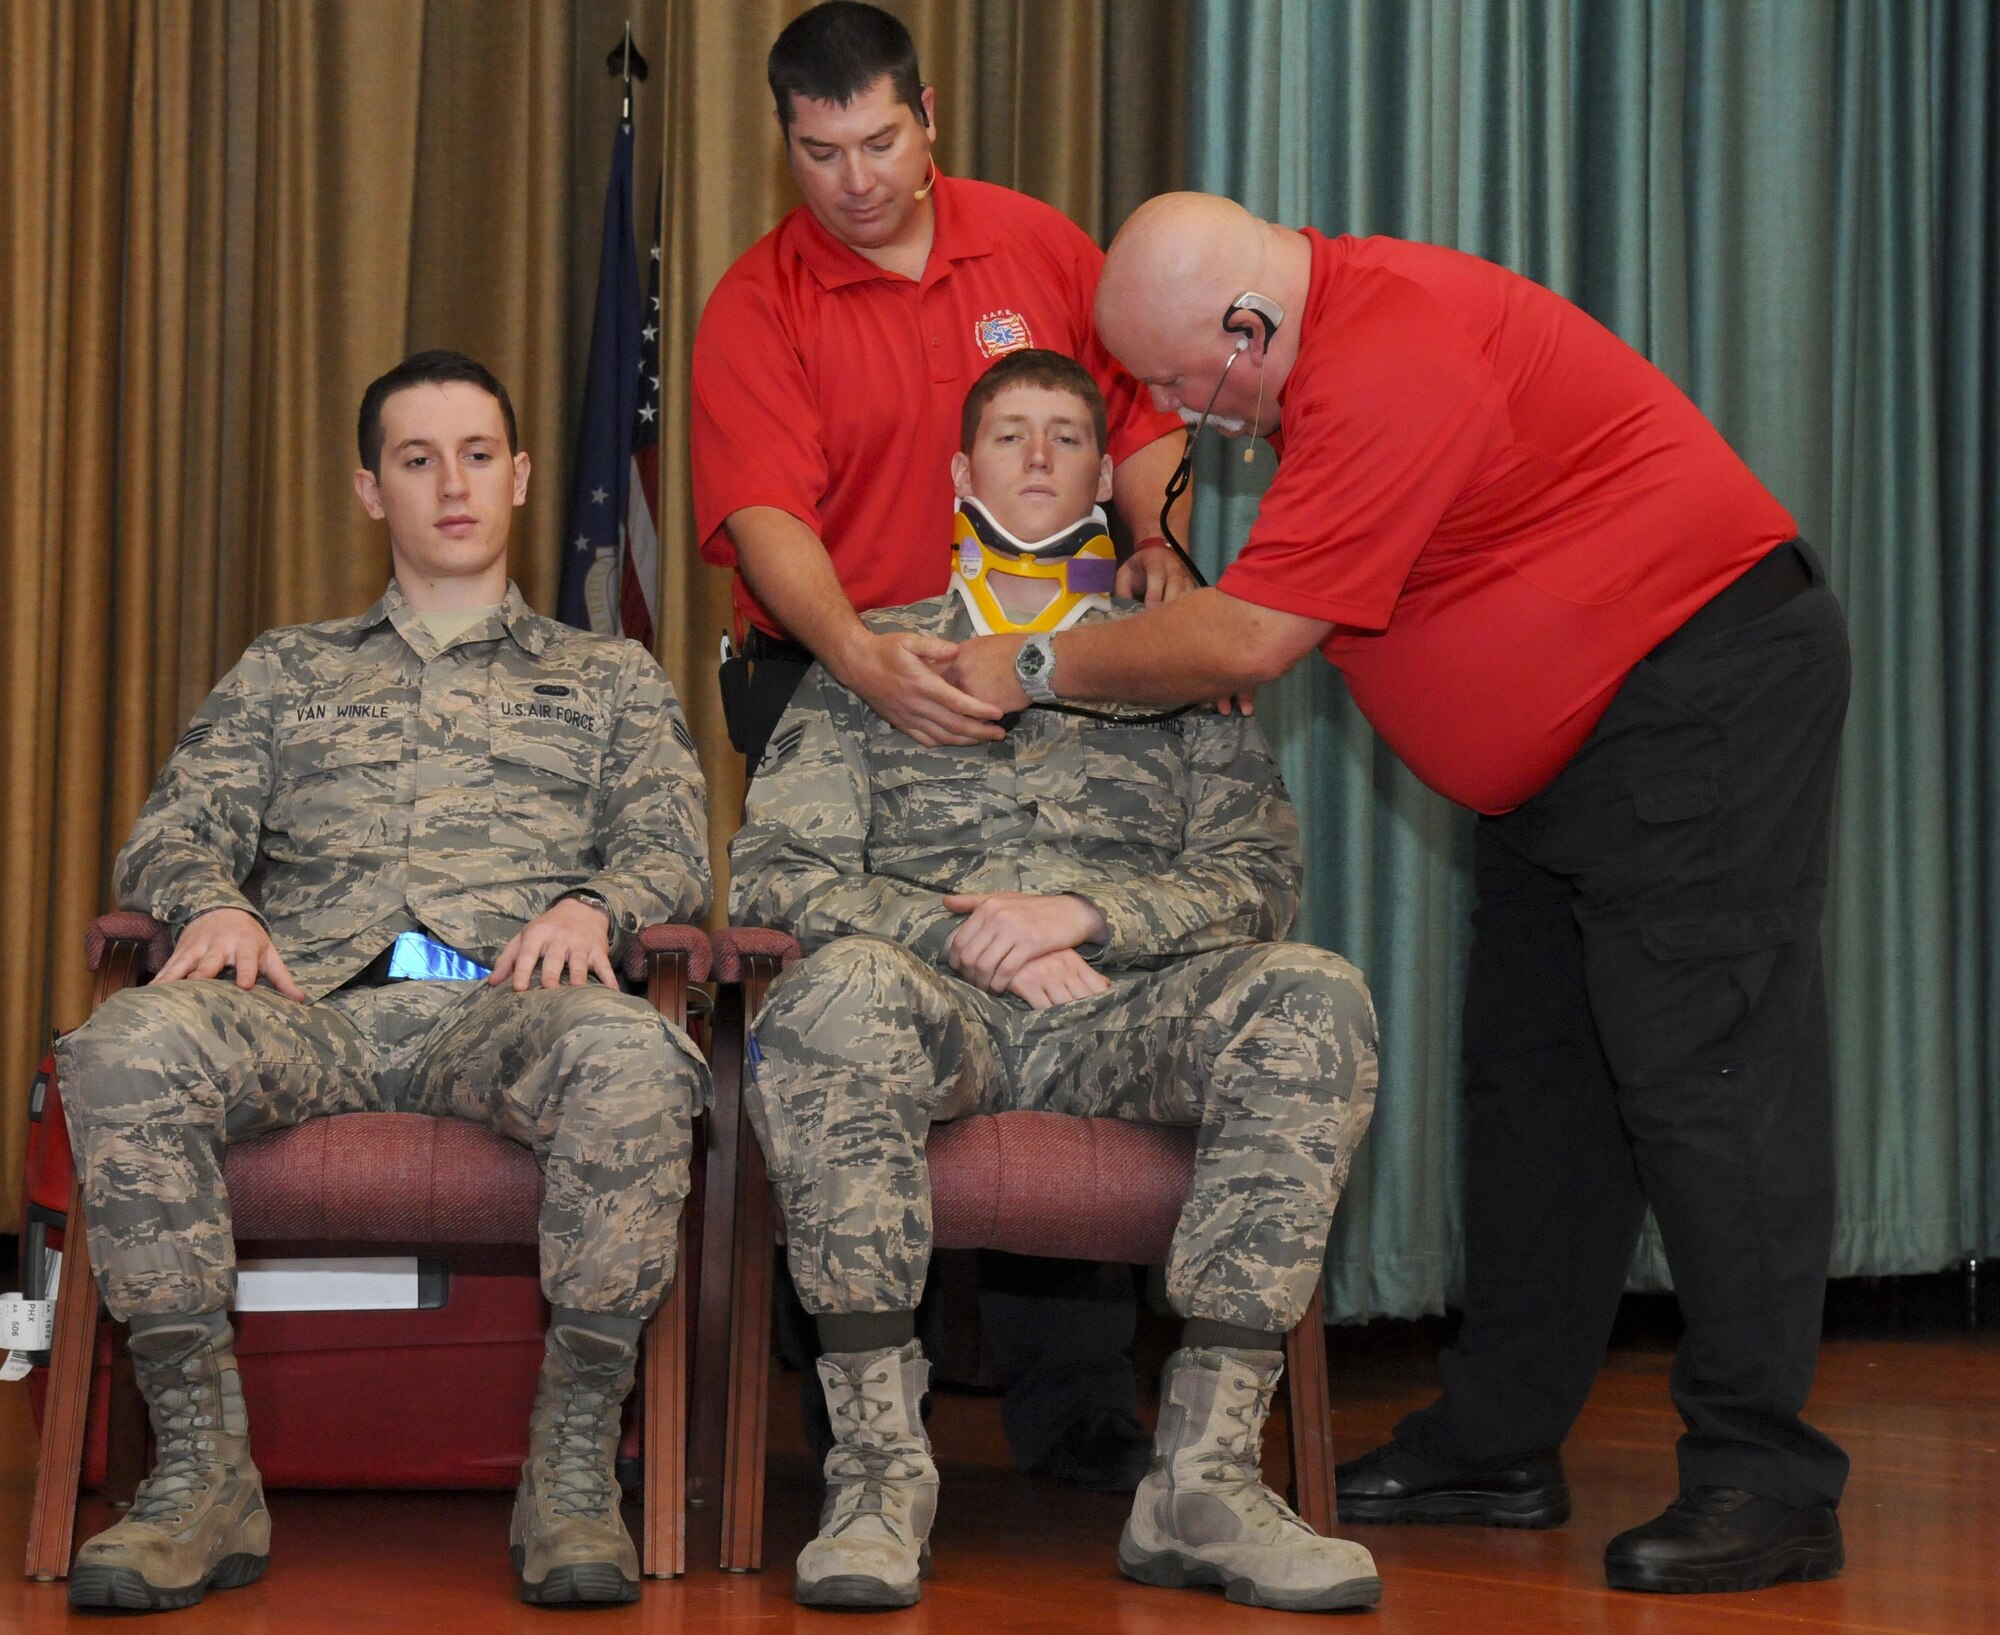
<box><xmin>948</xmin><ymin>192</ymin><xmax>1852</xmax><ymax>1596</ymax></box>
<box><xmin>689</xmin><ymin>2</ymin><xmax>1191</xmax><ymax>1495</ymax></box>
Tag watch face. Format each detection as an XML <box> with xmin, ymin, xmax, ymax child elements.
<box><xmin>1019</xmin><ymin>645</ymin><xmax>1048</xmax><ymax>678</ymax></box>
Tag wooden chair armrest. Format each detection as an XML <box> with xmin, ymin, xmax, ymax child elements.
<box><xmin>622</xmin><ymin>922</ymin><xmax>712</xmax><ymax>984</ymax></box>
<box><xmin>707</xmin><ymin>927</ymin><xmax>800</xmax><ymax>983</ymax></box>
<box><xmin>622</xmin><ymin>924</ymin><xmax>709</xmax><ymax>1035</ymax></box>
<box><xmin>84</xmin><ymin>912</ymin><xmax>170</xmax><ymax>1008</ymax></box>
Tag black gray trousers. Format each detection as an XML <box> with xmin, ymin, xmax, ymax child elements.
<box><xmin>1399</xmin><ymin>544</ymin><xmax>1852</xmax><ymax>1509</ymax></box>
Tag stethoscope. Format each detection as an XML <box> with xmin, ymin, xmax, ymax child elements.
<box><xmin>1155</xmin><ymin>290</ymin><xmax>1286</xmax><ymax>589</ymax></box>
<box><xmin>1016</xmin><ymin>291</ymin><xmax>1286</xmax><ymax>731</ymax></box>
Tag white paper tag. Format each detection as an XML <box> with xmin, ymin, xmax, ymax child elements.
<box><xmin>0</xmin><ymin>1294</ymin><xmax>55</xmax><ymax>1351</ymax></box>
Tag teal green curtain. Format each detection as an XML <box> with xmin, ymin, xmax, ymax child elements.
<box><xmin>1183</xmin><ymin>0</ymin><xmax>1999</xmax><ymax>1319</ymax></box>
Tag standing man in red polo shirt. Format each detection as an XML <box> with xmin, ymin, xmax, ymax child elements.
<box><xmin>693</xmin><ymin>2</ymin><xmax>1188</xmax><ymax>764</ymax></box>
<box><xmin>946</xmin><ymin>191</ymin><xmax>1852</xmax><ymax>1596</ymax></box>
<box><xmin>689</xmin><ymin>2</ymin><xmax>1190</xmax><ymax>1491</ymax></box>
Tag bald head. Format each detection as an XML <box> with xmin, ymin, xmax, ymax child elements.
<box><xmin>1098</xmin><ymin>193</ymin><xmax>1268</xmax><ymax>347</ymax></box>
<box><xmin>1096</xmin><ymin>191</ymin><xmax>1311</xmax><ymax>435</ymax></box>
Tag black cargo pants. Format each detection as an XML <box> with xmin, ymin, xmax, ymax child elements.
<box><xmin>1399</xmin><ymin>544</ymin><xmax>1852</xmax><ymax>1509</ymax></box>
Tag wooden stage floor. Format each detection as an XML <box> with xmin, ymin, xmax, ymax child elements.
<box><xmin>4</xmin><ymin>1285</ymin><xmax>1996</xmax><ymax>1633</ymax></box>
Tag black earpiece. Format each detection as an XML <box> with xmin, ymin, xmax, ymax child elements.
<box><xmin>1224</xmin><ymin>292</ymin><xmax>1283</xmax><ymax>349</ymax></box>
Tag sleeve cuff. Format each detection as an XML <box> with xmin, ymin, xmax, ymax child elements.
<box><xmin>169</xmin><ymin>888</ymin><xmax>268</xmax><ymax>938</ymax></box>
<box><xmin>909</xmin><ymin>911</ymin><xmax>964</xmax><ymax>966</ymax></box>
<box><xmin>560</xmin><ymin>885</ymin><xmax>638</xmax><ymax>961</ymax></box>
<box><xmin>1069</xmin><ymin>889</ymin><xmax>1138</xmax><ymax>963</ymax></box>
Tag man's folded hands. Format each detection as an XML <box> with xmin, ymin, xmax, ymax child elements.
<box><xmin>942</xmin><ymin>891</ymin><xmax>1111</xmax><ymax>1008</ymax></box>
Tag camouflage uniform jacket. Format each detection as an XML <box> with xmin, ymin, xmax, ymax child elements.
<box><xmin>115</xmin><ymin>580</ymin><xmax>710</xmax><ymax>1000</ymax></box>
<box><xmin>730</xmin><ymin>596</ymin><xmax>1300</xmax><ymax>971</ymax></box>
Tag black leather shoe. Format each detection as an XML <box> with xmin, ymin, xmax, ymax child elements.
<box><xmin>1604</xmin><ymin>1487</ymin><xmax>1843</xmax><ymax>1593</ymax></box>
<box><xmin>1336</xmin><ymin>1439</ymin><xmax>1571</xmax><ymax>1527</ymax></box>
<box><xmin>1028</xmin><ymin>1406</ymin><xmax>1153</xmax><ymax>1493</ymax></box>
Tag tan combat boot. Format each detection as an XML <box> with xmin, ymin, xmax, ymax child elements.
<box><xmin>1119</xmin><ymin>1347</ymin><xmax>1382</xmax><ymax>1612</ymax></box>
<box><xmin>510</xmin><ymin>1320</ymin><xmax>641</xmax><ymax>1605</ymax></box>
<box><xmin>795</xmin><ymin>1340</ymin><xmax>937</xmax><ymax>1609</ymax></box>
<box><xmin>68</xmin><ymin>1315</ymin><xmax>271</xmax><ymax>1611</ymax></box>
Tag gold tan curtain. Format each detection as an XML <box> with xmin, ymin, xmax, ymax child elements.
<box><xmin>1</xmin><ymin>0</ymin><xmax>578</xmax><ymax>1220</ymax></box>
<box><xmin>1</xmin><ymin>0</ymin><xmax>1184</xmax><ymax>1222</ymax></box>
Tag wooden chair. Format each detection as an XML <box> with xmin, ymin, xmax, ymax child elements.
<box><xmin>25</xmin><ymin>912</ymin><xmax>711</xmax><ymax>1583</ymax></box>
<box><xmin>698</xmin><ymin>928</ymin><xmax>1337</xmax><ymax>1573</ymax></box>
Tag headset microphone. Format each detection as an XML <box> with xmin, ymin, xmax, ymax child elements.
<box><xmin>912</xmin><ymin>157</ymin><xmax>937</xmax><ymax>202</ymax></box>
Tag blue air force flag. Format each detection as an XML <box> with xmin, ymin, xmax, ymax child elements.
<box><xmin>559</xmin><ymin>119</ymin><xmax>660</xmax><ymax>646</ymax></box>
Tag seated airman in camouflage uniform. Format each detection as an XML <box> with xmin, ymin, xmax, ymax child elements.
<box><xmin>56</xmin><ymin>351</ymin><xmax>709</xmax><ymax>1612</ymax></box>
<box><xmin>730</xmin><ymin>350</ymin><xmax>1382</xmax><ymax>1614</ymax></box>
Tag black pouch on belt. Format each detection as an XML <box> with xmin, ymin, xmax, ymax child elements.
<box><xmin>718</xmin><ymin>644</ymin><xmax>755</xmax><ymax>754</ymax></box>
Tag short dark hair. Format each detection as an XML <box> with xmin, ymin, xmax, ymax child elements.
<box><xmin>767</xmin><ymin>2</ymin><xmax>924</xmax><ymax>135</ymax></box>
<box><xmin>960</xmin><ymin>350</ymin><xmax>1108</xmax><ymax>455</ymax></box>
<box><xmin>357</xmin><ymin>349</ymin><xmax>518</xmax><ymax>476</ymax></box>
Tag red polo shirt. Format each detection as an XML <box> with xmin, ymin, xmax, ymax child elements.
<box><xmin>1218</xmin><ymin>231</ymin><xmax>1798</xmax><ymax>814</ymax></box>
<box><xmin>692</xmin><ymin>174</ymin><xmax>1179</xmax><ymax>637</ymax></box>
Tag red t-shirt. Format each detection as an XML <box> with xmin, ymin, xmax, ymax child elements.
<box><xmin>692</xmin><ymin>175</ymin><xmax>1179</xmax><ymax>637</ymax></box>
<box><xmin>1218</xmin><ymin>231</ymin><xmax>1798</xmax><ymax>814</ymax></box>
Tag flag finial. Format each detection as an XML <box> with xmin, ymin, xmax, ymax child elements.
<box><xmin>605</xmin><ymin>22</ymin><xmax>649</xmax><ymax>124</ymax></box>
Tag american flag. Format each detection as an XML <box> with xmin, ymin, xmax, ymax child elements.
<box><xmin>558</xmin><ymin>119</ymin><xmax>660</xmax><ymax>648</ymax></box>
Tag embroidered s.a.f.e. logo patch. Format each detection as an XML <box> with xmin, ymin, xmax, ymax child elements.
<box><xmin>974</xmin><ymin>310</ymin><xmax>1032</xmax><ymax>357</ymax></box>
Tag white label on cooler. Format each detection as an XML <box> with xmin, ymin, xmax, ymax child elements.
<box><xmin>1</xmin><ymin>1294</ymin><xmax>55</xmax><ymax>1350</ymax></box>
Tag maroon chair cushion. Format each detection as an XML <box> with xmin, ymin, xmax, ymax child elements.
<box><xmin>929</xmin><ymin>1111</ymin><xmax>1196</xmax><ymax>1264</ymax></box>
<box><xmin>710</xmin><ymin>927</ymin><xmax>801</xmax><ymax>982</ymax></box>
<box><xmin>224</xmin><ymin>1114</ymin><xmax>543</xmax><ymax>1243</ymax></box>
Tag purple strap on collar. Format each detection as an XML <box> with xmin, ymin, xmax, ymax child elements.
<box><xmin>1065</xmin><ymin>558</ymin><xmax>1117</xmax><ymax>595</ymax></box>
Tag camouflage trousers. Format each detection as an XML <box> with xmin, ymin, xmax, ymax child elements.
<box><xmin>746</xmin><ymin>937</ymin><xmax>1378</xmax><ymax>1333</ymax></box>
<box><xmin>57</xmin><ymin>976</ymin><xmax>706</xmax><ymax>1322</ymax></box>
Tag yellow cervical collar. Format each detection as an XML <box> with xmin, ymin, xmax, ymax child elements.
<box><xmin>949</xmin><ymin>498</ymin><xmax>1118</xmax><ymax>636</ymax></box>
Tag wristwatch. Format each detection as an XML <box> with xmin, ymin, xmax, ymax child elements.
<box><xmin>1014</xmin><ymin>633</ymin><xmax>1059</xmax><ymax>704</ymax></box>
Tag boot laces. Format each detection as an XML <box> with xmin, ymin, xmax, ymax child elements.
<box><xmin>129</xmin><ymin>1373</ymin><xmax>216</xmax><ymax>1527</ymax></box>
<box><xmin>1193</xmin><ymin>1370</ymin><xmax>1310</xmax><ymax>1534</ymax></box>
<box><xmin>824</xmin><ymin>1361</ymin><xmax>924</xmax><ymax>1539</ymax></box>
<box><xmin>541</xmin><ymin>1381</ymin><xmax>620</xmax><ymax>1522</ymax></box>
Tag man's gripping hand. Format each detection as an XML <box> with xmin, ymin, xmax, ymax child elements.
<box><xmin>946</xmin><ymin>624</ymin><xmax>1257</xmax><ymax>720</ymax></box>
<box><xmin>939</xmin><ymin>633</ymin><xmax>1031</xmax><ymax>714</ymax></box>
<box><xmin>489</xmin><ymin>896</ymin><xmax>616</xmax><ymax>991</ymax></box>
<box><xmin>1114</xmin><ymin>544</ymin><xmax>1198</xmax><ymax>607</ymax></box>
<box><xmin>835</xmin><ymin>627</ymin><xmax>1006</xmax><ymax>747</ymax></box>
<box><xmin>156</xmin><ymin>907</ymin><xmax>306</xmax><ymax>1001</ymax></box>
<box><xmin>942</xmin><ymin>891</ymin><xmax>1109</xmax><ymax>994</ymax></box>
